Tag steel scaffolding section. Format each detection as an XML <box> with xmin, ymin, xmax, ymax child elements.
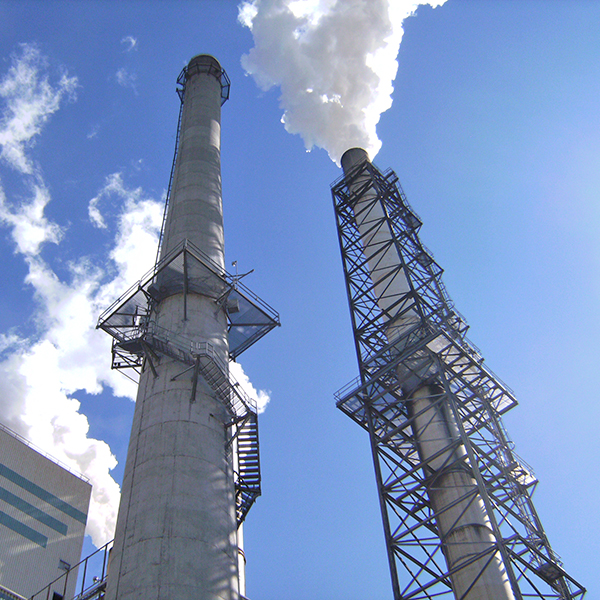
<box><xmin>331</xmin><ymin>159</ymin><xmax>585</xmax><ymax>600</ymax></box>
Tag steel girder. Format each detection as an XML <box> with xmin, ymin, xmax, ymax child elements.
<box><xmin>331</xmin><ymin>161</ymin><xmax>585</xmax><ymax>599</ymax></box>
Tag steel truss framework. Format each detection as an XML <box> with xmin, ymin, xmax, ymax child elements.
<box><xmin>331</xmin><ymin>161</ymin><xmax>585</xmax><ymax>599</ymax></box>
<box><xmin>97</xmin><ymin>239</ymin><xmax>280</xmax><ymax>525</ymax></box>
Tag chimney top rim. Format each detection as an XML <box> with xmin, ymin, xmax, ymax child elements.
<box><xmin>341</xmin><ymin>147</ymin><xmax>371</xmax><ymax>175</ymax></box>
<box><xmin>188</xmin><ymin>54</ymin><xmax>222</xmax><ymax>71</ymax></box>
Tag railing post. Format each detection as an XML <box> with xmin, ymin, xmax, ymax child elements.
<box><xmin>80</xmin><ymin>557</ymin><xmax>88</xmax><ymax>596</ymax></box>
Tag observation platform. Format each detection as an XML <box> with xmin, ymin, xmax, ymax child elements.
<box><xmin>97</xmin><ymin>238</ymin><xmax>279</xmax><ymax>527</ymax></box>
<box><xmin>97</xmin><ymin>238</ymin><xmax>280</xmax><ymax>367</ymax></box>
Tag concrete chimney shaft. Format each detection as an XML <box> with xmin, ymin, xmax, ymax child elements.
<box><xmin>160</xmin><ymin>54</ymin><xmax>225</xmax><ymax>268</ymax></box>
<box><xmin>341</xmin><ymin>148</ymin><xmax>515</xmax><ymax>600</ymax></box>
<box><xmin>105</xmin><ymin>56</ymin><xmax>239</xmax><ymax>600</ymax></box>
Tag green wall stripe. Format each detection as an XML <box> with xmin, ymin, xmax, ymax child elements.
<box><xmin>0</xmin><ymin>463</ymin><xmax>87</xmax><ymax>525</ymax></box>
<box><xmin>0</xmin><ymin>486</ymin><xmax>67</xmax><ymax>536</ymax></box>
<box><xmin>0</xmin><ymin>510</ymin><xmax>47</xmax><ymax>548</ymax></box>
<box><xmin>0</xmin><ymin>590</ymin><xmax>24</xmax><ymax>600</ymax></box>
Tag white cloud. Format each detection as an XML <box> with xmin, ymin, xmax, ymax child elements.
<box><xmin>0</xmin><ymin>43</ymin><xmax>77</xmax><ymax>174</ymax></box>
<box><xmin>0</xmin><ymin>170</ymin><xmax>166</xmax><ymax>546</ymax></box>
<box><xmin>0</xmin><ymin>335</ymin><xmax>121</xmax><ymax>546</ymax></box>
<box><xmin>0</xmin><ymin>44</ymin><xmax>160</xmax><ymax>547</ymax></box>
<box><xmin>0</xmin><ymin>184</ymin><xmax>158</xmax><ymax>540</ymax></box>
<box><xmin>89</xmin><ymin>172</ymin><xmax>164</xmax><ymax>281</ymax></box>
<box><xmin>0</xmin><ymin>332</ymin><xmax>22</xmax><ymax>353</ymax></box>
<box><xmin>87</xmin><ymin>123</ymin><xmax>100</xmax><ymax>140</ymax></box>
<box><xmin>238</xmin><ymin>1</ymin><xmax>259</xmax><ymax>28</ymax></box>
<box><xmin>121</xmin><ymin>36</ymin><xmax>138</xmax><ymax>52</ymax></box>
<box><xmin>115</xmin><ymin>67</ymin><xmax>137</xmax><ymax>92</ymax></box>
<box><xmin>239</xmin><ymin>0</ymin><xmax>447</xmax><ymax>164</ymax></box>
<box><xmin>0</xmin><ymin>182</ymin><xmax>63</xmax><ymax>255</ymax></box>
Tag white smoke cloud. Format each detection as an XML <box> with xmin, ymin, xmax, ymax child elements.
<box><xmin>239</xmin><ymin>0</ymin><xmax>447</xmax><ymax>163</ymax></box>
<box><xmin>0</xmin><ymin>43</ymin><xmax>273</xmax><ymax>548</ymax></box>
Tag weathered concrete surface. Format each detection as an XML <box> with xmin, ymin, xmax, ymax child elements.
<box><xmin>105</xmin><ymin>56</ymin><xmax>239</xmax><ymax>600</ymax></box>
<box><xmin>161</xmin><ymin>54</ymin><xmax>225</xmax><ymax>268</ymax></box>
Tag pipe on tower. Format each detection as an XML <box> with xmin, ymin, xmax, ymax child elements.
<box><xmin>341</xmin><ymin>147</ymin><xmax>515</xmax><ymax>600</ymax></box>
<box><xmin>105</xmin><ymin>55</ymin><xmax>239</xmax><ymax>600</ymax></box>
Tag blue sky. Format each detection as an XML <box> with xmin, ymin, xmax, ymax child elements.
<box><xmin>0</xmin><ymin>1</ymin><xmax>597</xmax><ymax>598</ymax></box>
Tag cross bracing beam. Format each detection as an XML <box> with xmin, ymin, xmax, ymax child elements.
<box><xmin>331</xmin><ymin>157</ymin><xmax>585</xmax><ymax>599</ymax></box>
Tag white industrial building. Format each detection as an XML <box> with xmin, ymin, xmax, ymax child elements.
<box><xmin>0</xmin><ymin>424</ymin><xmax>91</xmax><ymax>600</ymax></box>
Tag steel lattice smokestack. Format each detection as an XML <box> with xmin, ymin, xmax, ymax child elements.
<box><xmin>340</xmin><ymin>147</ymin><xmax>515</xmax><ymax>600</ymax></box>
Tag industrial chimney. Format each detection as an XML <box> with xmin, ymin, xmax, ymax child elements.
<box><xmin>332</xmin><ymin>149</ymin><xmax>585</xmax><ymax>599</ymax></box>
<box><xmin>97</xmin><ymin>55</ymin><xmax>279</xmax><ymax>600</ymax></box>
<box><xmin>340</xmin><ymin>148</ymin><xmax>513</xmax><ymax>599</ymax></box>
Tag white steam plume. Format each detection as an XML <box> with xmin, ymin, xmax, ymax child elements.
<box><xmin>239</xmin><ymin>0</ymin><xmax>447</xmax><ymax>163</ymax></box>
<box><xmin>0</xmin><ymin>44</ymin><xmax>272</xmax><ymax>547</ymax></box>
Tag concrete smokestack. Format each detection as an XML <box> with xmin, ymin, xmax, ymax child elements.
<box><xmin>340</xmin><ymin>147</ymin><xmax>515</xmax><ymax>600</ymax></box>
<box><xmin>105</xmin><ymin>55</ymin><xmax>239</xmax><ymax>600</ymax></box>
<box><xmin>160</xmin><ymin>54</ymin><xmax>225</xmax><ymax>267</ymax></box>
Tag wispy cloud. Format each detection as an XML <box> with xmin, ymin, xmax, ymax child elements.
<box><xmin>121</xmin><ymin>36</ymin><xmax>138</xmax><ymax>52</ymax></box>
<box><xmin>0</xmin><ymin>43</ymin><xmax>77</xmax><ymax>174</ymax></box>
<box><xmin>87</xmin><ymin>123</ymin><xmax>100</xmax><ymax>140</ymax></box>
<box><xmin>115</xmin><ymin>67</ymin><xmax>137</xmax><ymax>93</ymax></box>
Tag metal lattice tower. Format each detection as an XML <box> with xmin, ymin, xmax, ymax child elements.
<box><xmin>331</xmin><ymin>148</ymin><xmax>585</xmax><ymax>600</ymax></box>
